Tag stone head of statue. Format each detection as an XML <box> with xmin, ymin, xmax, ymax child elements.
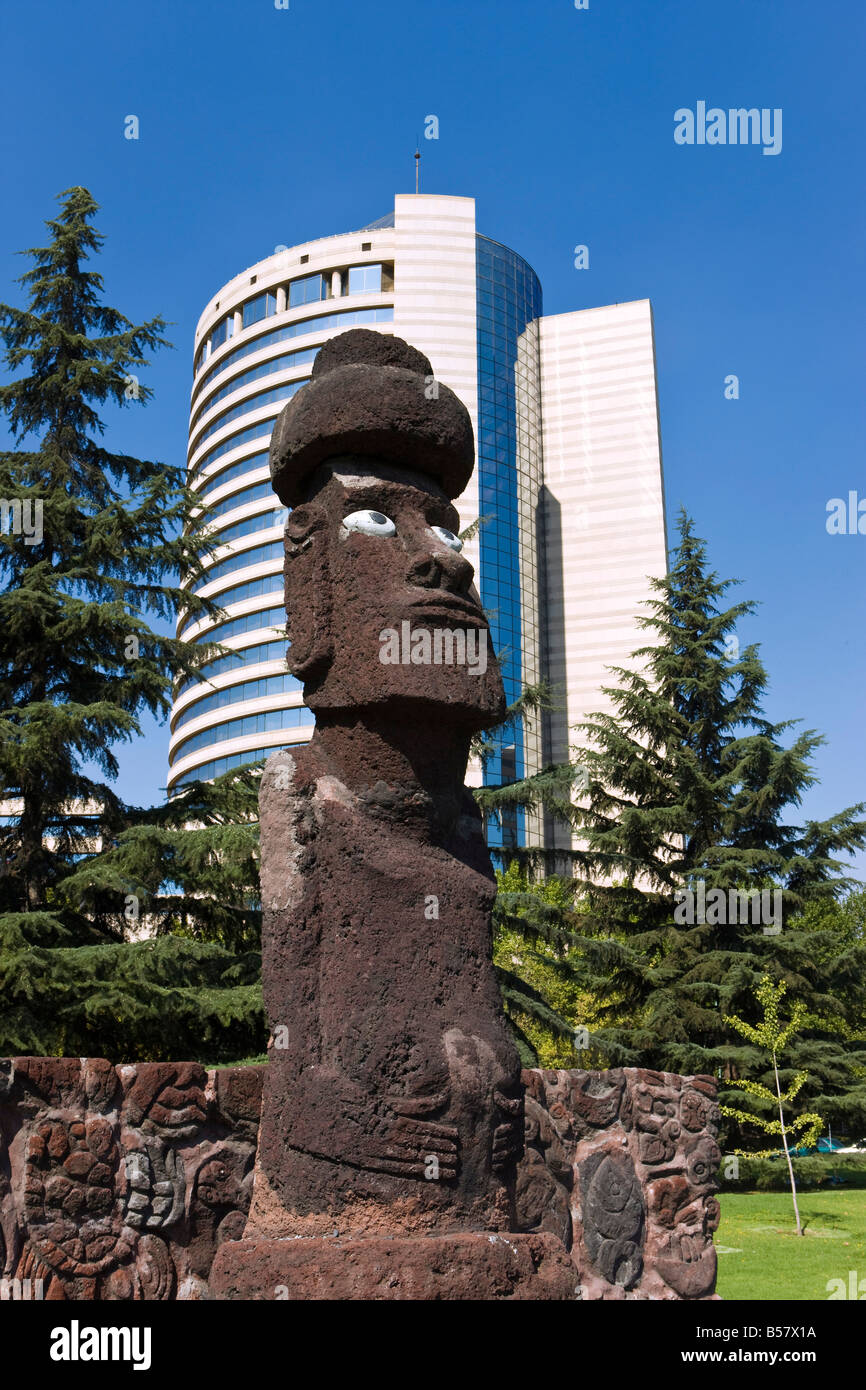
<box><xmin>268</xmin><ymin>329</ymin><xmax>505</xmax><ymax>730</ymax></box>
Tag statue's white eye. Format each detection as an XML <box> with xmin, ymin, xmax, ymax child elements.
<box><xmin>430</xmin><ymin>525</ymin><xmax>463</xmax><ymax>553</ymax></box>
<box><xmin>341</xmin><ymin>509</ymin><xmax>397</xmax><ymax>538</ymax></box>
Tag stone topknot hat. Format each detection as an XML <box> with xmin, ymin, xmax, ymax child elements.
<box><xmin>269</xmin><ymin>328</ymin><xmax>475</xmax><ymax>506</ymax></box>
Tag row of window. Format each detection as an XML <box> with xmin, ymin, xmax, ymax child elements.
<box><xmin>196</xmin><ymin>451</ymin><xmax>270</xmax><ymax>503</ymax></box>
<box><xmin>482</xmin><ymin>597</ymin><xmax>519</xmax><ymax>622</ymax></box>
<box><xmin>481</xmin><ymin>411</ymin><xmax>522</xmax><ymax>433</ymax></box>
<box><xmin>173</xmin><ymin>706</ymin><xmax>314</xmax><ymax>763</ymax></box>
<box><xmin>243</xmin><ymin>289</ymin><xmax>280</xmax><ymax>326</ymax></box>
<box><xmin>477</xmin><ymin>529</ymin><xmax>520</xmax><ymax>553</ymax></box>
<box><xmin>479</xmin><ymin>343</ymin><xmax>521</xmax><ymax>371</ymax></box>
<box><xmin>477</xmin><ymin>310</ymin><xmax>538</xmax><ymax>334</ymax></box>
<box><xmin>477</xmin><ymin>261</ymin><xmax>541</xmax><ymax>289</ymax></box>
<box><xmin>480</xmin><ymin>382</ymin><xmax>525</xmax><ymax>403</ymax></box>
<box><xmin>482</xmin><ymin>373</ymin><xmax>522</xmax><ymax>393</ymax></box>
<box><xmin>172</xmin><ymin>742</ymin><xmax>305</xmax><ymax>789</ymax></box>
<box><xmin>205</xmin><ymin>313</ymin><xmax>237</xmax><ymax>361</ymax></box>
<box><xmin>479</xmin><ymin>328</ymin><xmax>529</xmax><ymax>352</ymax></box>
<box><xmin>190</xmin><ymin>603</ymin><xmax>284</xmax><ymax>647</ymax></box>
<box><xmin>194</xmin><ymin>306</ymin><xmax>393</xmax><ymax>397</ymax></box>
<box><xmin>480</xmin><ymin>551</ymin><xmax>523</xmax><ymax>574</ymax></box>
<box><xmin>195</xmin><ymin>539</ymin><xmax>283</xmax><ymax>590</ymax></box>
<box><xmin>481</xmin><ymin>550</ymin><xmax>521</xmax><ymax>572</ymax></box>
<box><xmin>194</xmin><ymin>267</ymin><xmax>390</xmax><ymax>375</ymax></box>
<box><xmin>480</xmin><ymin>426</ymin><xmax>517</xmax><ymax>448</ymax></box>
<box><xmin>192</xmin><ymin>347</ymin><xmax>319</xmax><ymax>430</ymax></box>
<box><xmin>178</xmin><ymin>573</ymin><xmax>284</xmax><ymax>638</ymax></box>
<box><xmin>195</xmin><ymin>282</ymin><xmax>315</xmax><ymax>374</ymax></box>
<box><xmin>192</xmin><ymin>378</ymin><xmax>308</xmax><ymax>455</ymax></box>
<box><xmin>477</xmin><ymin>540</ymin><xmax>521</xmax><ymax>562</ymax></box>
<box><xmin>198</xmin><ymin>477</ymin><xmax>274</xmax><ymax>523</ymax></box>
<box><xmin>198</xmin><ymin>506</ymin><xmax>287</xmax><ymax>557</ymax></box>
<box><xmin>177</xmin><ymin>638</ymin><xmax>288</xmax><ymax>698</ymax></box>
<box><xmin>478</xmin><ymin>299</ymin><xmax>537</xmax><ymax>320</ymax></box>
<box><xmin>194</xmin><ymin>420</ymin><xmax>273</xmax><ymax>475</ymax></box>
<box><xmin>479</xmin><ymin>471</ymin><xmax>522</xmax><ymax>492</ymax></box>
<box><xmin>346</xmin><ymin>264</ymin><xmax>384</xmax><ymax>295</ymax></box>
<box><xmin>478</xmin><ymin>478</ymin><xmax>521</xmax><ymax>500</ymax></box>
<box><xmin>174</xmin><ymin>672</ymin><xmax>300</xmax><ymax>733</ymax></box>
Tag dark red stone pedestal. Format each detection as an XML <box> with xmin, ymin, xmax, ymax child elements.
<box><xmin>210</xmin><ymin>1230</ymin><xmax>576</xmax><ymax>1301</ymax></box>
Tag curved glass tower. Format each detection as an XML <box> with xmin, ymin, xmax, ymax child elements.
<box><xmin>169</xmin><ymin>195</ymin><xmax>668</xmax><ymax>864</ymax></box>
<box><xmin>170</xmin><ymin>235</ymin><xmax>397</xmax><ymax>790</ymax></box>
<box><xmin>475</xmin><ymin>235</ymin><xmax>544</xmax><ymax>850</ymax></box>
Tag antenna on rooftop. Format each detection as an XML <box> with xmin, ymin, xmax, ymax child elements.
<box><xmin>414</xmin><ymin>146</ymin><xmax>421</xmax><ymax>195</ymax></box>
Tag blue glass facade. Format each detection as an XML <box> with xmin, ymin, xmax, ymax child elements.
<box><xmin>193</xmin><ymin>347</ymin><xmax>319</xmax><ymax>427</ymax></box>
<box><xmin>188</xmin><ymin>604</ymin><xmax>284</xmax><ymax>647</ymax></box>
<box><xmin>173</xmin><ymin>705</ymin><xmax>314</xmax><ymax>764</ymax></box>
<box><xmin>475</xmin><ymin>236</ymin><xmax>543</xmax><ymax>852</ymax></box>
<box><xmin>197</xmin><ymin>380</ymin><xmax>308</xmax><ymax>449</ymax></box>
<box><xmin>194</xmin><ymin>420</ymin><xmax>275</xmax><ymax>474</ymax></box>
<box><xmin>198</xmin><ymin>452</ymin><xmax>269</xmax><ymax>502</ymax></box>
<box><xmin>191</xmin><ymin>539</ymin><xmax>283</xmax><ymax>590</ymax></box>
<box><xmin>173</xmin><ymin>743</ymin><xmax>305</xmax><ymax>788</ymax></box>
<box><xmin>177</xmin><ymin>574</ymin><xmax>284</xmax><ymax>637</ymax></box>
<box><xmin>174</xmin><ymin>671</ymin><xmax>300</xmax><ymax>733</ymax></box>
<box><xmin>178</xmin><ymin>638</ymin><xmax>287</xmax><ymax>697</ymax></box>
<box><xmin>200</xmin><ymin>478</ymin><xmax>275</xmax><ymax>522</ymax></box>
<box><xmin>198</xmin><ymin>507</ymin><xmax>287</xmax><ymax>555</ymax></box>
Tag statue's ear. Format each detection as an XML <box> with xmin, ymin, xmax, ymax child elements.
<box><xmin>284</xmin><ymin>503</ymin><xmax>332</xmax><ymax>680</ymax></box>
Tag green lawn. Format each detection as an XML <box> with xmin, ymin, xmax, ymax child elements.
<box><xmin>208</xmin><ymin>1054</ymin><xmax>268</xmax><ymax>1068</ymax></box>
<box><xmin>716</xmin><ymin>1190</ymin><xmax>866</xmax><ymax>1300</ymax></box>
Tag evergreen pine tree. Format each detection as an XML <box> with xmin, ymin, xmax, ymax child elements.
<box><xmin>474</xmin><ymin>684</ymin><xmax>603</xmax><ymax>1065</ymax></box>
<box><xmin>480</xmin><ymin>512</ymin><xmax>866</xmax><ymax>1136</ymax></box>
<box><xmin>63</xmin><ymin>763</ymin><xmax>262</xmax><ymax>950</ymax></box>
<box><xmin>0</xmin><ymin>188</ymin><xmax>264</xmax><ymax>1060</ymax></box>
<box><xmin>492</xmin><ymin>859</ymin><xmax>609</xmax><ymax>1068</ymax></box>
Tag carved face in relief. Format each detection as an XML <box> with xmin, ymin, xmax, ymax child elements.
<box><xmin>282</xmin><ymin>457</ymin><xmax>506</xmax><ymax>728</ymax></box>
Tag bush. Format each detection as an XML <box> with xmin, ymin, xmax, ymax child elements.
<box><xmin>721</xmin><ymin>1153</ymin><xmax>866</xmax><ymax>1192</ymax></box>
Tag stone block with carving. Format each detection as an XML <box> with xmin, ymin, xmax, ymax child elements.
<box><xmin>517</xmin><ymin>1068</ymin><xmax>721</xmax><ymax>1300</ymax></box>
<box><xmin>0</xmin><ymin>1057</ymin><xmax>259</xmax><ymax>1301</ymax></box>
<box><xmin>0</xmin><ymin>1057</ymin><xmax>718</xmax><ymax>1300</ymax></box>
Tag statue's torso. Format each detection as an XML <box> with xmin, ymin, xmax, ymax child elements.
<box><xmin>252</xmin><ymin>743</ymin><xmax>522</xmax><ymax>1237</ymax></box>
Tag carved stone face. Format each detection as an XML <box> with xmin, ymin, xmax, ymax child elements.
<box><xmin>283</xmin><ymin>457</ymin><xmax>506</xmax><ymax>728</ymax></box>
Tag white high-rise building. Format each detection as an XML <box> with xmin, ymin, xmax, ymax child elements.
<box><xmin>169</xmin><ymin>195</ymin><xmax>667</xmax><ymax>855</ymax></box>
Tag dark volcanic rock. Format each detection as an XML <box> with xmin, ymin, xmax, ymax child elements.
<box><xmin>244</xmin><ymin>330</ymin><xmax>523</xmax><ymax>1260</ymax></box>
<box><xmin>0</xmin><ymin>1059</ymin><xmax>719</xmax><ymax>1299</ymax></box>
<box><xmin>269</xmin><ymin>328</ymin><xmax>475</xmax><ymax>506</ymax></box>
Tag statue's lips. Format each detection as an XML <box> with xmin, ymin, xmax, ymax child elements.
<box><xmin>405</xmin><ymin>595</ymin><xmax>487</xmax><ymax>626</ymax></box>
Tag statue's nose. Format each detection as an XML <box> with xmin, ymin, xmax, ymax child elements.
<box><xmin>406</xmin><ymin>541</ymin><xmax>474</xmax><ymax>594</ymax></box>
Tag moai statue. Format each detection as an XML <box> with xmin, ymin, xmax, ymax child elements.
<box><xmin>212</xmin><ymin>330</ymin><xmax>573</xmax><ymax>1298</ymax></box>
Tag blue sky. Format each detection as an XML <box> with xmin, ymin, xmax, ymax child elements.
<box><xmin>1</xmin><ymin>0</ymin><xmax>863</xmax><ymax>876</ymax></box>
